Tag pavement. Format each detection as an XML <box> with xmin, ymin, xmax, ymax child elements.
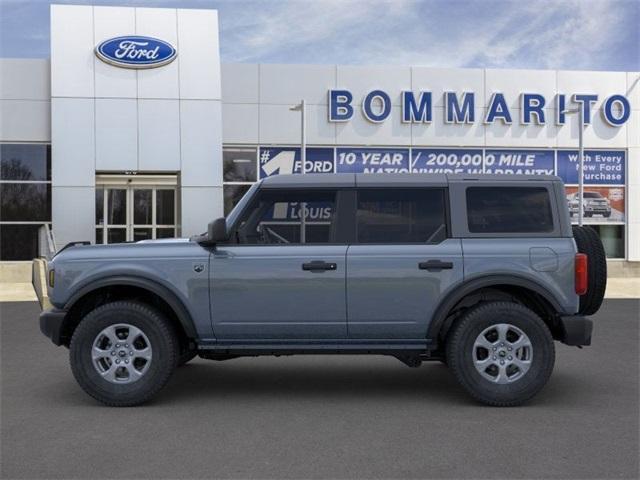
<box><xmin>605</xmin><ymin>278</ymin><xmax>640</xmax><ymax>298</ymax></box>
<box><xmin>1</xmin><ymin>300</ymin><xmax>639</xmax><ymax>479</ymax></box>
<box><xmin>0</xmin><ymin>284</ymin><xmax>37</xmax><ymax>303</ymax></box>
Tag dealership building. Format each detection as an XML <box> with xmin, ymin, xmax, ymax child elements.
<box><xmin>0</xmin><ymin>4</ymin><xmax>639</xmax><ymax>281</ymax></box>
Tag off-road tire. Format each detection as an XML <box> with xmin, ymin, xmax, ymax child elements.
<box><xmin>572</xmin><ymin>225</ymin><xmax>607</xmax><ymax>315</ymax></box>
<box><xmin>70</xmin><ymin>301</ymin><xmax>178</xmax><ymax>407</ymax></box>
<box><xmin>446</xmin><ymin>302</ymin><xmax>555</xmax><ymax>407</ymax></box>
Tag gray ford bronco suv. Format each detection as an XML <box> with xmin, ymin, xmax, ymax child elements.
<box><xmin>39</xmin><ymin>173</ymin><xmax>606</xmax><ymax>407</ymax></box>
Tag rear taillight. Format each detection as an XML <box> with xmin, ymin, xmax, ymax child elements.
<box><xmin>575</xmin><ymin>253</ymin><xmax>588</xmax><ymax>295</ymax></box>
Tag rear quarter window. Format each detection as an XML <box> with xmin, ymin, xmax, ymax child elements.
<box><xmin>466</xmin><ymin>187</ymin><xmax>554</xmax><ymax>233</ymax></box>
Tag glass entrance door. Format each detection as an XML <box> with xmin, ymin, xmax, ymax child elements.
<box><xmin>96</xmin><ymin>184</ymin><xmax>177</xmax><ymax>244</ymax></box>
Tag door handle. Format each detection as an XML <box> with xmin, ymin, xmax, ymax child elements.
<box><xmin>419</xmin><ymin>260</ymin><xmax>454</xmax><ymax>271</ymax></box>
<box><xmin>302</xmin><ymin>261</ymin><xmax>337</xmax><ymax>272</ymax></box>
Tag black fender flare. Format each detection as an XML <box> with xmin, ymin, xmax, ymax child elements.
<box><xmin>427</xmin><ymin>274</ymin><xmax>563</xmax><ymax>343</ymax></box>
<box><xmin>64</xmin><ymin>275</ymin><xmax>197</xmax><ymax>338</ymax></box>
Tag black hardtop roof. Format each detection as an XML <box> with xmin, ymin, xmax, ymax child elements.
<box><xmin>259</xmin><ymin>173</ymin><xmax>561</xmax><ymax>188</ymax></box>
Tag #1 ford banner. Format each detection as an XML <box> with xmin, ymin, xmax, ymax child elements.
<box><xmin>259</xmin><ymin>147</ymin><xmax>334</xmax><ymax>178</ymax></box>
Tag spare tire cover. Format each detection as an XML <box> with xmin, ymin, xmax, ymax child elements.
<box><xmin>572</xmin><ymin>225</ymin><xmax>607</xmax><ymax>315</ymax></box>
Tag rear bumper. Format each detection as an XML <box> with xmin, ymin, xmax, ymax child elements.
<box><xmin>39</xmin><ymin>308</ymin><xmax>67</xmax><ymax>346</ymax></box>
<box><xmin>558</xmin><ymin>315</ymin><xmax>593</xmax><ymax>346</ymax></box>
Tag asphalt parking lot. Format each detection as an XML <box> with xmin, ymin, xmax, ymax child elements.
<box><xmin>1</xmin><ymin>300</ymin><xmax>638</xmax><ymax>479</ymax></box>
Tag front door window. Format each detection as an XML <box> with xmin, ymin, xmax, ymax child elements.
<box><xmin>233</xmin><ymin>190</ymin><xmax>336</xmax><ymax>245</ymax></box>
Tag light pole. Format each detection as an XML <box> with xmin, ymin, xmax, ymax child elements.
<box><xmin>562</xmin><ymin>104</ymin><xmax>586</xmax><ymax>226</ymax></box>
<box><xmin>289</xmin><ymin>100</ymin><xmax>307</xmax><ymax>242</ymax></box>
<box><xmin>289</xmin><ymin>100</ymin><xmax>306</xmax><ymax>174</ymax></box>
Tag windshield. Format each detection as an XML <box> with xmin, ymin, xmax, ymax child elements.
<box><xmin>584</xmin><ymin>192</ymin><xmax>603</xmax><ymax>198</ymax></box>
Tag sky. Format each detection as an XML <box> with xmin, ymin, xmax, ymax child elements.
<box><xmin>0</xmin><ymin>0</ymin><xmax>638</xmax><ymax>71</ymax></box>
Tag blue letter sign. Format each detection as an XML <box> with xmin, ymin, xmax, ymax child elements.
<box><xmin>521</xmin><ymin>93</ymin><xmax>546</xmax><ymax>124</ymax></box>
<box><xmin>328</xmin><ymin>90</ymin><xmax>354</xmax><ymax>122</ymax></box>
<box><xmin>603</xmin><ymin>95</ymin><xmax>631</xmax><ymax>126</ymax></box>
<box><xmin>402</xmin><ymin>91</ymin><xmax>432</xmax><ymax>123</ymax></box>
<box><xmin>572</xmin><ymin>94</ymin><xmax>598</xmax><ymax>125</ymax></box>
<box><xmin>445</xmin><ymin>92</ymin><xmax>475</xmax><ymax>123</ymax></box>
<box><xmin>325</xmin><ymin>89</ymin><xmax>630</xmax><ymax>127</ymax></box>
<box><xmin>362</xmin><ymin>90</ymin><xmax>392</xmax><ymax>123</ymax></box>
<box><xmin>556</xmin><ymin>94</ymin><xmax>567</xmax><ymax>125</ymax></box>
<box><xmin>485</xmin><ymin>93</ymin><xmax>512</xmax><ymax>124</ymax></box>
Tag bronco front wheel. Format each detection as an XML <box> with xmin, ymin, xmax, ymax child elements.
<box><xmin>446</xmin><ymin>301</ymin><xmax>555</xmax><ymax>407</ymax></box>
<box><xmin>69</xmin><ymin>301</ymin><xmax>178</xmax><ymax>407</ymax></box>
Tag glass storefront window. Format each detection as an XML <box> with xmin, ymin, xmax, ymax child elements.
<box><xmin>1</xmin><ymin>144</ymin><xmax>51</xmax><ymax>181</ymax></box>
<box><xmin>95</xmin><ymin>188</ymin><xmax>104</xmax><ymax>225</ymax></box>
<box><xmin>223</xmin><ymin>148</ymin><xmax>257</xmax><ymax>182</ymax></box>
<box><xmin>133</xmin><ymin>228</ymin><xmax>153</xmax><ymax>242</ymax></box>
<box><xmin>2</xmin><ymin>142</ymin><xmax>628</xmax><ymax>261</ymax></box>
<box><xmin>223</xmin><ymin>184</ymin><xmax>251</xmax><ymax>215</ymax></box>
<box><xmin>156</xmin><ymin>189</ymin><xmax>175</xmax><ymax>225</ymax></box>
<box><xmin>95</xmin><ymin>183</ymin><xmax>178</xmax><ymax>244</ymax></box>
<box><xmin>0</xmin><ymin>224</ymin><xmax>41</xmax><ymax>260</ymax></box>
<box><xmin>589</xmin><ymin>225</ymin><xmax>625</xmax><ymax>259</ymax></box>
<box><xmin>156</xmin><ymin>227</ymin><xmax>175</xmax><ymax>239</ymax></box>
<box><xmin>107</xmin><ymin>228</ymin><xmax>127</xmax><ymax>244</ymax></box>
<box><xmin>133</xmin><ymin>189</ymin><xmax>152</xmax><ymax>225</ymax></box>
<box><xmin>222</xmin><ymin>147</ymin><xmax>256</xmax><ymax>217</ymax></box>
<box><xmin>107</xmin><ymin>189</ymin><xmax>127</xmax><ymax>225</ymax></box>
<box><xmin>0</xmin><ymin>143</ymin><xmax>52</xmax><ymax>260</ymax></box>
<box><xmin>0</xmin><ymin>183</ymin><xmax>51</xmax><ymax>221</ymax></box>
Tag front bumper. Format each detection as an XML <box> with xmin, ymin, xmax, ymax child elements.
<box><xmin>39</xmin><ymin>308</ymin><xmax>68</xmax><ymax>346</ymax></box>
<box><xmin>585</xmin><ymin>206</ymin><xmax>610</xmax><ymax>213</ymax></box>
<box><xmin>558</xmin><ymin>315</ymin><xmax>593</xmax><ymax>346</ymax></box>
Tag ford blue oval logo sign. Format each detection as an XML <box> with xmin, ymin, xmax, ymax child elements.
<box><xmin>95</xmin><ymin>36</ymin><xmax>177</xmax><ymax>69</ymax></box>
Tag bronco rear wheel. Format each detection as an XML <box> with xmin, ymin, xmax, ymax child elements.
<box><xmin>446</xmin><ymin>301</ymin><xmax>555</xmax><ymax>407</ymax></box>
<box><xmin>572</xmin><ymin>225</ymin><xmax>607</xmax><ymax>315</ymax></box>
<box><xmin>70</xmin><ymin>301</ymin><xmax>178</xmax><ymax>407</ymax></box>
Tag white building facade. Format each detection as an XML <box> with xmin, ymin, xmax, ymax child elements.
<box><xmin>0</xmin><ymin>4</ymin><xmax>639</xmax><ymax>280</ymax></box>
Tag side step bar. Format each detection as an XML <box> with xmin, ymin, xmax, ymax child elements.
<box><xmin>197</xmin><ymin>340</ymin><xmax>435</xmax><ymax>357</ymax></box>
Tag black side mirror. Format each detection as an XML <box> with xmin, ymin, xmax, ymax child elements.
<box><xmin>207</xmin><ymin>217</ymin><xmax>229</xmax><ymax>244</ymax></box>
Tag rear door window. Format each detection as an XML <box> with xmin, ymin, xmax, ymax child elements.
<box><xmin>356</xmin><ymin>188</ymin><xmax>447</xmax><ymax>244</ymax></box>
<box><xmin>466</xmin><ymin>187</ymin><xmax>554</xmax><ymax>233</ymax></box>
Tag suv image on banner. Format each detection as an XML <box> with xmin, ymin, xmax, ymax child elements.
<box><xmin>568</xmin><ymin>191</ymin><xmax>612</xmax><ymax>218</ymax></box>
<box><xmin>38</xmin><ymin>174</ymin><xmax>606</xmax><ymax>407</ymax></box>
